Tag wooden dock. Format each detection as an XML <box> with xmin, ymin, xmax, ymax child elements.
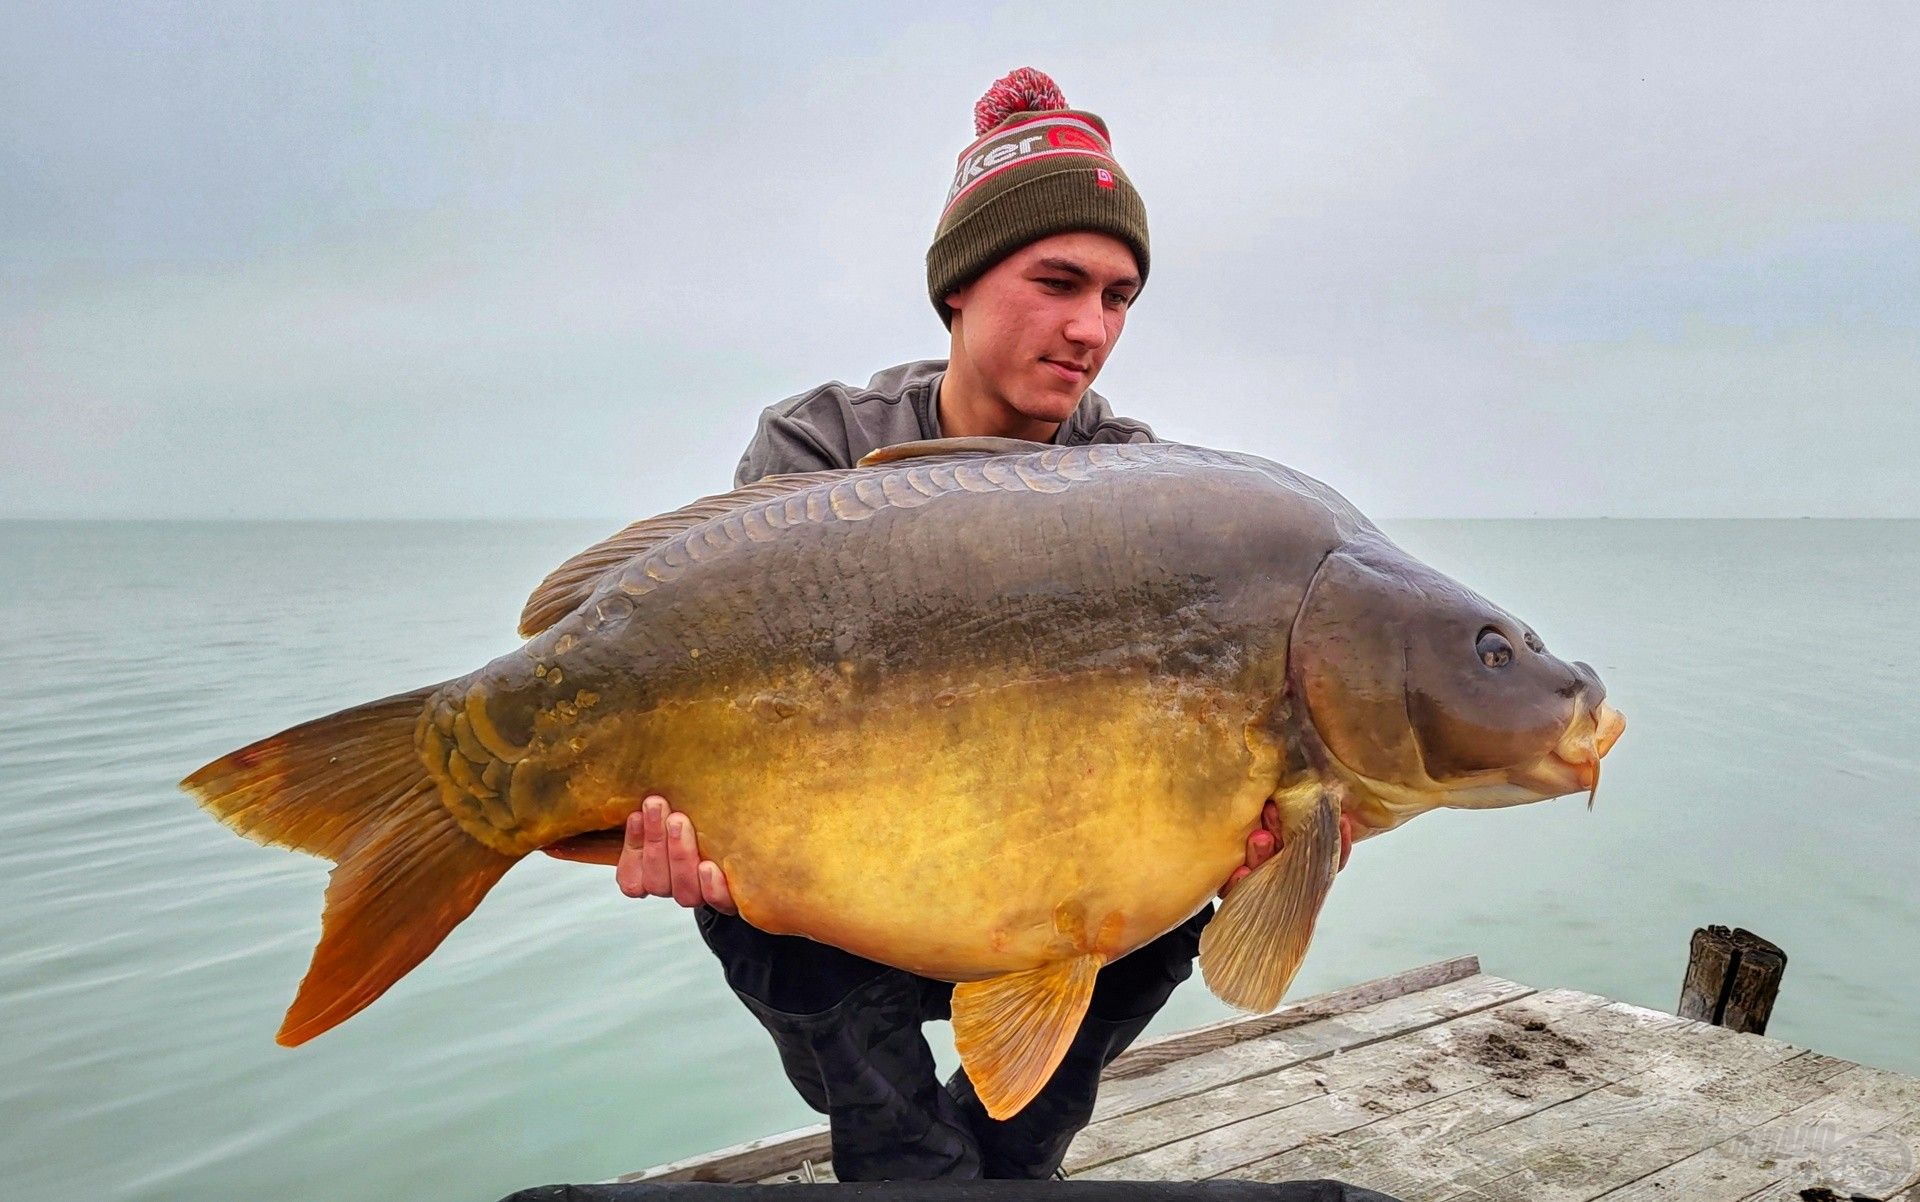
<box><xmin>619</xmin><ymin>955</ymin><xmax>1920</xmax><ymax>1201</ymax></box>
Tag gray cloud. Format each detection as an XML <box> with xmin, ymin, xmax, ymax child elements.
<box><xmin>4</xmin><ymin>1</ymin><xmax>1916</xmax><ymax>519</ymax></box>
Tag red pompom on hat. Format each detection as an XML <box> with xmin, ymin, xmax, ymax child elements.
<box><xmin>973</xmin><ymin>66</ymin><xmax>1068</xmax><ymax>135</ymax></box>
<box><xmin>926</xmin><ymin>68</ymin><xmax>1149</xmax><ymax>327</ymax></box>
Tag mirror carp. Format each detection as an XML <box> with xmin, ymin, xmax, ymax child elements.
<box><xmin>184</xmin><ymin>437</ymin><xmax>1624</xmax><ymax>1119</ymax></box>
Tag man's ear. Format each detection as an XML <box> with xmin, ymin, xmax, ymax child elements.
<box><xmin>945</xmin><ymin>272</ymin><xmax>981</xmax><ymax>314</ymax></box>
<box><xmin>943</xmin><ymin>289</ymin><xmax>967</xmax><ymax>334</ymax></box>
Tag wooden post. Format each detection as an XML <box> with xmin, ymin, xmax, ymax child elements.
<box><xmin>1678</xmin><ymin>926</ymin><xmax>1786</xmax><ymax>1035</ymax></box>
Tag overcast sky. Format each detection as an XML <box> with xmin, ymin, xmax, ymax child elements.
<box><xmin>3</xmin><ymin>2</ymin><xmax>1916</xmax><ymax>519</ymax></box>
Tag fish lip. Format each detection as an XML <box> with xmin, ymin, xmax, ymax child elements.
<box><xmin>1524</xmin><ymin>698</ymin><xmax>1623</xmax><ymax>806</ymax></box>
<box><xmin>1495</xmin><ymin>751</ymin><xmax>1593</xmax><ymax>808</ymax></box>
<box><xmin>1548</xmin><ymin>749</ymin><xmax>1598</xmax><ymax>788</ymax></box>
<box><xmin>1593</xmin><ymin>702</ymin><xmax>1626</xmax><ymax>756</ymax></box>
<box><xmin>1548</xmin><ymin>697</ymin><xmax>1624</xmax><ymax>766</ymax></box>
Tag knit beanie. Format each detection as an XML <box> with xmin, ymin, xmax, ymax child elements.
<box><xmin>927</xmin><ymin>68</ymin><xmax>1150</xmax><ymax>327</ymax></box>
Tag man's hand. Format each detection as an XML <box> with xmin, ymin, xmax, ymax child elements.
<box><xmin>1219</xmin><ymin>800</ymin><xmax>1355</xmax><ymax>898</ymax></box>
<box><xmin>542</xmin><ymin>795</ymin><xmax>737</xmax><ymax>914</ymax></box>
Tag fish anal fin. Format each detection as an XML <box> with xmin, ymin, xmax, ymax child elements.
<box><xmin>951</xmin><ymin>953</ymin><xmax>1103</xmax><ymax>1120</ymax></box>
<box><xmin>517</xmin><ymin>472</ymin><xmax>845</xmax><ymax>637</ymax></box>
<box><xmin>857</xmin><ymin>436</ymin><xmax>1055</xmax><ymax>467</ymax></box>
<box><xmin>1199</xmin><ymin>791</ymin><xmax>1342</xmax><ymax>1013</ymax></box>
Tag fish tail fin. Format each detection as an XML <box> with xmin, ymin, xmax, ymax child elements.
<box><xmin>181</xmin><ymin>685</ymin><xmax>517</xmax><ymax>1046</ymax></box>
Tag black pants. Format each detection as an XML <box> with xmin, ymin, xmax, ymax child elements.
<box><xmin>696</xmin><ymin>906</ymin><xmax>1214</xmax><ymax>1182</ymax></box>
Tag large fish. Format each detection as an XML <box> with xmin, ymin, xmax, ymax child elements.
<box><xmin>184</xmin><ymin>437</ymin><xmax>1623</xmax><ymax>1118</ymax></box>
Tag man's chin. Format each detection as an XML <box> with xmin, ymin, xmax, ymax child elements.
<box><xmin>1012</xmin><ymin>386</ymin><xmax>1085</xmax><ymax>424</ymax></box>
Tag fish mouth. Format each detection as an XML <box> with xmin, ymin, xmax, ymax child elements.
<box><xmin>1516</xmin><ymin>701</ymin><xmax>1626</xmax><ymax>807</ymax></box>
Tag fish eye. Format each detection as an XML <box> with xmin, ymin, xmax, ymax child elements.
<box><xmin>1476</xmin><ymin>627</ymin><xmax>1513</xmax><ymax>669</ymax></box>
<box><xmin>1523</xmin><ymin>630</ymin><xmax>1544</xmax><ymax>653</ymax></box>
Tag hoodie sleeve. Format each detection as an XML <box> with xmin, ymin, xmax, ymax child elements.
<box><xmin>733</xmin><ymin>389</ymin><xmax>859</xmax><ymax>486</ymax></box>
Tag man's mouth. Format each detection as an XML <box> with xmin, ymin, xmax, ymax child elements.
<box><xmin>1041</xmin><ymin>358</ymin><xmax>1089</xmax><ymax>383</ymax></box>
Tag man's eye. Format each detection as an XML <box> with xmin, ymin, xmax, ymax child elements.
<box><xmin>1106</xmin><ymin>292</ymin><xmax>1131</xmax><ymax>307</ymax></box>
<box><xmin>1038</xmin><ymin>278</ymin><xmax>1071</xmax><ymax>291</ymax></box>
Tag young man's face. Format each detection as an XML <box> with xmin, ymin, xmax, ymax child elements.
<box><xmin>945</xmin><ymin>231</ymin><xmax>1140</xmax><ymax>424</ymax></box>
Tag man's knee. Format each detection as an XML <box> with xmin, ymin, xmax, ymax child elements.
<box><xmin>696</xmin><ymin>907</ymin><xmax>901</xmax><ymax>1016</ymax></box>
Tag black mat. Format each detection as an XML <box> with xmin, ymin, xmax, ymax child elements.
<box><xmin>500</xmin><ymin>1180</ymin><xmax>1404</xmax><ymax>1202</ymax></box>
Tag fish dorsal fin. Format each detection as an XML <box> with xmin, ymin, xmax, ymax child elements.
<box><xmin>950</xmin><ymin>953</ymin><xmax>1103</xmax><ymax>1120</ymax></box>
<box><xmin>517</xmin><ymin>471</ymin><xmax>848</xmax><ymax>637</ymax></box>
<box><xmin>523</xmin><ymin>437</ymin><xmax>1059</xmax><ymax>637</ymax></box>
<box><xmin>857</xmin><ymin>436</ymin><xmax>1055</xmax><ymax>467</ymax></box>
<box><xmin>1199</xmin><ymin>792</ymin><xmax>1342</xmax><ymax>1012</ymax></box>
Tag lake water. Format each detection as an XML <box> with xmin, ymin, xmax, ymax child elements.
<box><xmin>2</xmin><ymin>519</ymin><xmax>1915</xmax><ymax>1202</ymax></box>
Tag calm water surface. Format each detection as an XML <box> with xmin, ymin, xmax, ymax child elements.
<box><xmin>2</xmin><ymin>519</ymin><xmax>1916</xmax><ymax>1201</ymax></box>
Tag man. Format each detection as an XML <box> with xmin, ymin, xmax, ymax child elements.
<box><xmin>568</xmin><ymin>69</ymin><xmax>1351</xmax><ymax>1181</ymax></box>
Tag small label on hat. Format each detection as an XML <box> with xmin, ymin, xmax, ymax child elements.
<box><xmin>1095</xmin><ymin>168</ymin><xmax>1114</xmax><ymax>189</ymax></box>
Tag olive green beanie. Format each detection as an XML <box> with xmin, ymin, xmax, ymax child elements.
<box><xmin>927</xmin><ymin>68</ymin><xmax>1150</xmax><ymax>328</ymax></box>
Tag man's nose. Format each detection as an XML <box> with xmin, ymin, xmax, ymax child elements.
<box><xmin>1063</xmin><ymin>294</ymin><xmax>1109</xmax><ymax>350</ymax></box>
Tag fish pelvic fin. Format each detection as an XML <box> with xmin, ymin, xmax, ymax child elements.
<box><xmin>951</xmin><ymin>953</ymin><xmax>1103</xmax><ymax>1121</ymax></box>
<box><xmin>1199</xmin><ymin>791</ymin><xmax>1342</xmax><ymax>1013</ymax></box>
<box><xmin>181</xmin><ymin>684</ymin><xmax>517</xmax><ymax>1046</ymax></box>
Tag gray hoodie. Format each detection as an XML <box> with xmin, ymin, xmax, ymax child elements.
<box><xmin>734</xmin><ymin>359</ymin><xmax>1155</xmax><ymax>487</ymax></box>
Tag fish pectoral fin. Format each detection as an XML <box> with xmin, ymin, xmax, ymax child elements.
<box><xmin>951</xmin><ymin>953</ymin><xmax>1104</xmax><ymax>1121</ymax></box>
<box><xmin>538</xmin><ymin>827</ymin><xmax>626</xmax><ymax>865</ymax></box>
<box><xmin>857</xmin><ymin>436</ymin><xmax>1055</xmax><ymax>467</ymax></box>
<box><xmin>1199</xmin><ymin>791</ymin><xmax>1342</xmax><ymax>1013</ymax></box>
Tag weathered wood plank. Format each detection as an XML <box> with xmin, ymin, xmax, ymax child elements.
<box><xmin>1106</xmin><ymin>955</ymin><xmax>1483</xmax><ymax>1080</ymax></box>
<box><xmin>1071</xmin><ymin>986</ymin><xmax>1608</xmax><ymax>1175</ymax></box>
<box><xmin>1231</xmin><ymin>995</ymin><xmax>1781</xmax><ymax>1199</ymax></box>
<box><xmin>1239</xmin><ymin>987</ymin><xmax>1652</xmax><ymax>1194</ymax></box>
<box><xmin>614</xmin><ymin>962</ymin><xmax>1920</xmax><ymax>1198</ymax></box>
<box><xmin>1720</xmin><ymin>1086</ymin><xmax>1920</xmax><ymax>1202</ymax></box>
<box><xmin>1590</xmin><ymin>1059</ymin><xmax>1919</xmax><ymax>1201</ymax></box>
<box><xmin>759</xmin><ymin>1159</ymin><xmax>839</xmax><ymax>1185</ymax></box>
<box><xmin>616</xmin><ymin>955</ymin><xmax>1493</xmax><ymax>1184</ymax></box>
<box><xmin>1081</xmin><ymin>989</ymin><xmax>1666</xmax><ymax>1183</ymax></box>
<box><xmin>1090</xmin><ymin>972</ymin><xmax>1535</xmax><ymax>1125</ymax></box>
<box><xmin>1069</xmin><ymin>1015</ymin><xmax>1492</xmax><ymax>1174</ymax></box>
<box><xmin>1423</xmin><ymin>1025</ymin><xmax>1840</xmax><ymax>1201</ymax></box>
<box><xmin>614</xmin><ymin>1125</ymin><xmax>832</xmax><ymax>1186</ymax></box>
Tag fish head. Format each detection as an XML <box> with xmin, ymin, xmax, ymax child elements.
<box><xmin>1290</xmin><ymin>536</ymin><xmax>1625</xmax><ymax>825</ymax></box>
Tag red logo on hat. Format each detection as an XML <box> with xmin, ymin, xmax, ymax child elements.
<box><xmin>1095</xmin><ymin>168</ymin><xmax>1114</xmax><ymax>189</ymax></box>
<box><xmin>1048</xmin><ymin>126</ymin><xmax>1102</xmax><ymax>152</ymax></box>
